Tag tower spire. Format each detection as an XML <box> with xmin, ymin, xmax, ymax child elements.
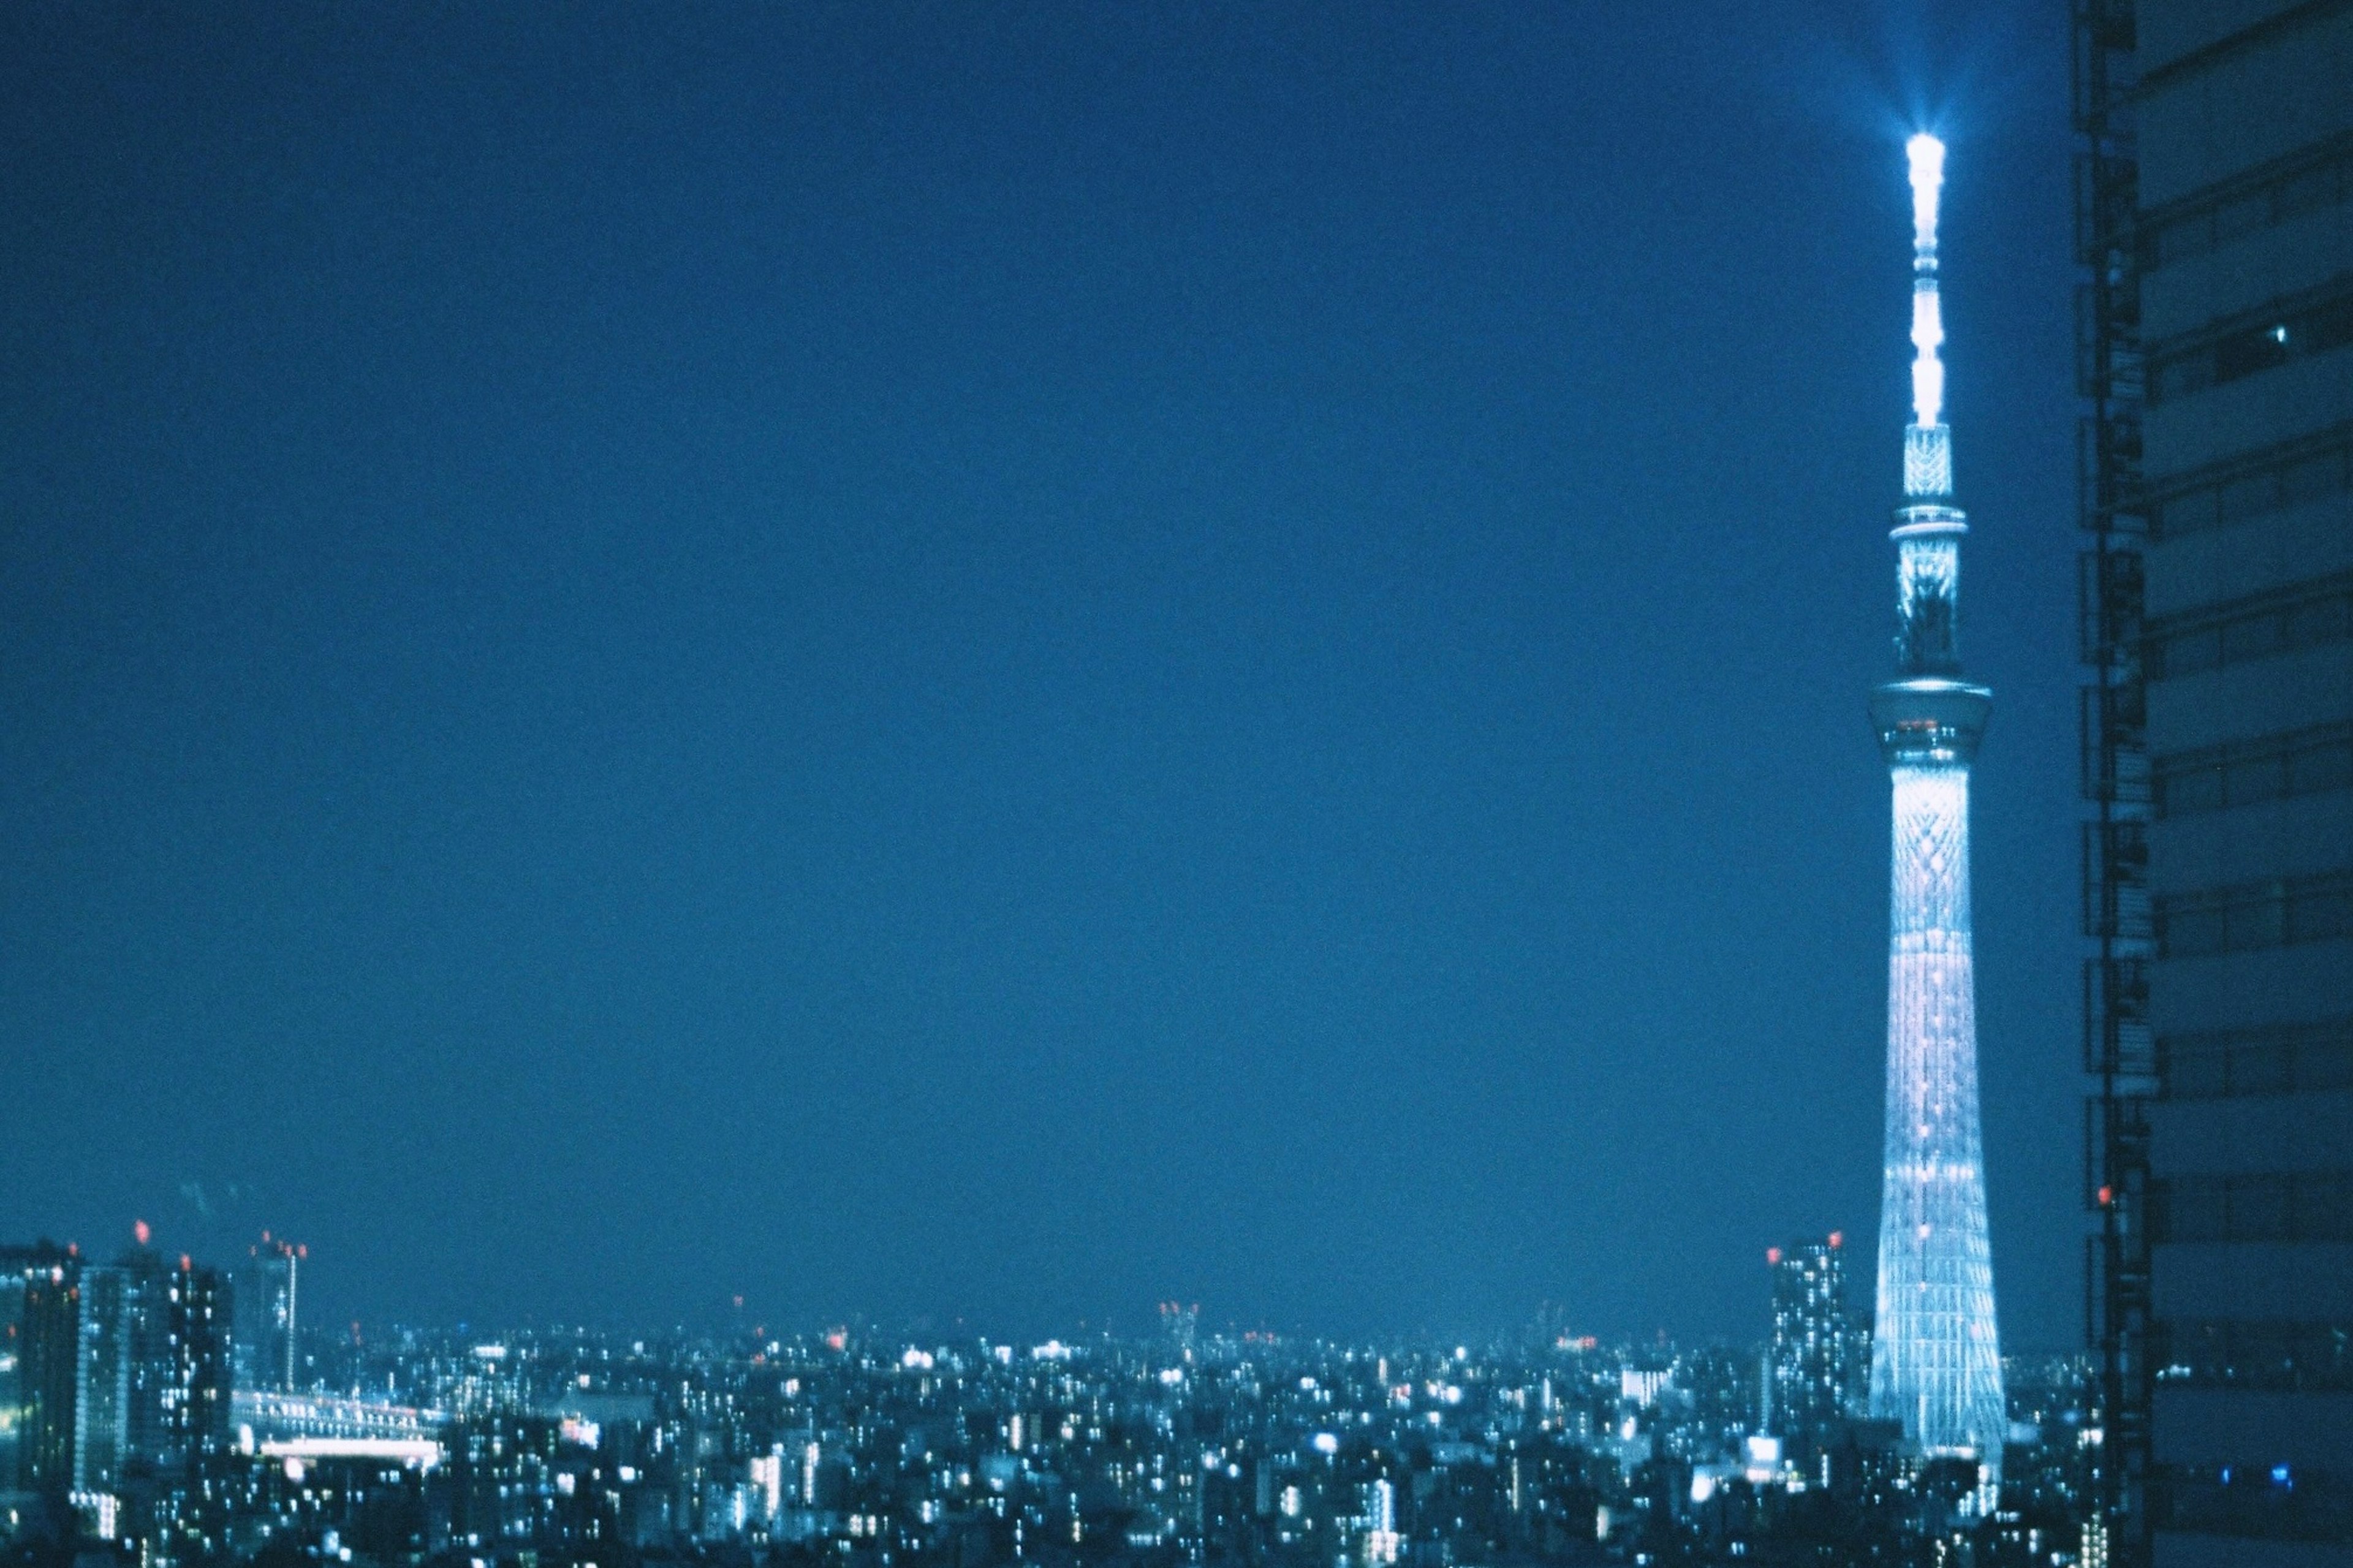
<box><xmin>1905</xmin><ymin>134</ymin><xmax>1950</xmax><ymax>498</ymax></box>
<box><xmin>1866</xmin><ymin>133</ymin><xmax>2006</xmax><ymax>1510</ymax></box>
<box><xmin>1888</xmin><ymin>135</ymin><xmax>1968</xmax><ymax>682</ymax></box>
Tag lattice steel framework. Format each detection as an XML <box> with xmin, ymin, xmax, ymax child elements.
<box><xmin>2072</xmin><ymin>2</ymin><xmax>2151</xmax><ymax>1561</ymax></box>
<box><xmin>1866</xmin><ymin>137</ymin><xmax>2007</xmax><ymax>1499</ymax></box>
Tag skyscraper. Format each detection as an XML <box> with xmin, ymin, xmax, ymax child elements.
<box><xmin>159</xmin><ymin>1262</ymin><xmax>232</xmax><ymax>1469</ymax></box>
<box><xmin>74</xmin><ymin>1239</ymin><xmax>175</xmax><ymax>1518</ymax></box>
<box><xmin>72</xmin><ymin>1263</ymin><xmax>134</xmax><ymax>1519</ymax></box>
<box><xmin>150</xmin><ymin>1260</ymin><xmax>234</xmax><ymax>1568</ymax></box>
<box><xmin>1768</xmin><ymin>1235</ymin><xmax>1852</xmax><ymax>1455</ymax></box>
<box><xmin>1865</xmin><ymin>135</ymin><xmax>2007</xmax><ymax>1497</ymax></box>
<box><xmin>2075</xmin><ymin>5</ymin><xmax>2353</xmax><ymax>1564</ymax></box>
<box><xmin>233</xmin><ymin>1237</ymin><xmax>300</xmax><ymax>1393</ymax></box>
<box><xmin>0</xmin><ymin>1241</ymin><xmax>83</xmax><ymax>1506</ymax></box>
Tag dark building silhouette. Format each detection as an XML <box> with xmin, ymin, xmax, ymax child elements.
<box><xmin>2078</xmin><ymin>2</ymin><xmax>2353</xmax><ymax>1564</ymax></box>
<box><xmin>233</xmin><ymin>1238</ymin><xmax>301</xmax><ymax>1394</ymax></box>
<box><xmin>0</xmin><ymin>1241</ymin><xmax>82</xmax><ymax>1508</ymax></box>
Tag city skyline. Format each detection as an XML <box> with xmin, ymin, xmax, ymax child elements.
<box><xmin>4</xmin><ymin>3</ymin><xmax>2343</xmax><ymax>1562</ymax></box>
<box><xmin>0</xmin><ymin>4</ymin><xmax>2087</xmax><ymax>1346</ymax></box>
<box><xmin>2</xmin><ymin>1239</ymin><xmax>2110</xmax><ymax>1566</ymax></box>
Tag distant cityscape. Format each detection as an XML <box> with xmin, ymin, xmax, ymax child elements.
<box><xmin>0</xmin><ymin>135</ymin><xmax>2104</xmax><ymax>1568</ymax></box>
<box><xmin>1</xmin><ymin>1229</ymin><xmax>2106</xmax><ymax>1568</ymax></box>
<box><xmin>4</xmin><ymin>0</ymin><xmax>2346</xmax><ymax>1565</ymax></box>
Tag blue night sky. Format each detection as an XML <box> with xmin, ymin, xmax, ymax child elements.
<box><xmin>0</xmin><ymin>2</ymin><xmax>2085</xmax><ymax>1347</ymax></box>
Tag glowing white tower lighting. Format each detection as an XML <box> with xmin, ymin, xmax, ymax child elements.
<box><xmin>1906</xmin><ymin>135</ymin><xmax>1947</xmax><ymax>434</ymax></box>
<box><xmin>1865</xmin><ymin>134</ymin><xmax>2006</xmax><ymax>1507</ymax></box>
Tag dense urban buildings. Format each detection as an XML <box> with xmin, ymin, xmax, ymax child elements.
<box><xmin>1</xmin><ymin>7</ymin><xmax>2340</xmax><ymax>1568</ymax></box>
<box><xmin>0</xmin><ymin>1225</ymin><xmax>2105</xmax><ymax>1568</ymax></box>
<box><xmin>2077</xmin><ymin>1</ymin><xmax>2353</xmax><ymax>1565</ymax></box>
<box><xmin>1865</xmin><ymin>133</ymin><xmax>2009</xmax><ymax>1506</ymax></box>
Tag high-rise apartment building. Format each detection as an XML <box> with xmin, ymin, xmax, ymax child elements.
<box><xmin>2078</xmin><ymin>4</ymin><xmax>2353</xmax><ymax>1564</ymax></box>
<box><xmin>1767</xmin><ymin>1235</ymin><xmax>1853</xmax><ymax>1455</ymax></box>
<box><xmin>74</xmin><ymin>1241</ymin><xmax>176</xmax><ymax>1517</ymax></box>
<box><xmin>160</xmin><ymin>1262</ymin><xmax>232</xmax><ymax>1469</ymax></box>
<box><xmin>72</xmin><ymin>1264</ymin><xmax>134</xmax><ymax>1507</ymax></box>
<box><xmin>1865</xmin><ymin>134</ymin><xmax>2008</xmax><ymax>1502</ymax></box>
<box><xmin>233</xmin><ymin>1237</ymin><xmax>300</xmax><ymax>1393</ymax></box>
<box><xmin>0</xmin><ymin>1242</ymin><xmax>82</xmax><ymax>1506</ymax></box>
<box><xmin>146</xmin><ymin>1261</ymin><xmax>234</xmax><ymax>1568</ymax></box>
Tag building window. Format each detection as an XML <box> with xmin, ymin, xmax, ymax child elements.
<box><xmin>2152</xmin><ymin>1319</ymin><xmax>2353</xmax><ymax>1392</ymax></box>
<box><xmin>2139</xmin><ymin>132</ymin><xmax>2353</xmax><ymax>274</ymax></box>
<box><xmin>2154</xmin><ymin>869</ymin><xmax>2353</xmax><ymax>957</ymax></box>
<box><xmin>2147</xmin><ymin>279</ymin><xmax>2353</xmax><ymax>405</ymax></box>
<box><xmin>2150</xmin><ymin>1170</ymin><xmax>2353</xmax><ymax>1244</ymax></box>
<box><xmin>2154</xmin><ymin>721</ymin><xmax>2353</xmax><ymax>816</ymax></box>
<box><xmin>2161</xmin><ymin>1017</ymin><xmax>2353</xmax><ymax>1100</ymax></box>
<box><xmin>2142</xmin><ymin>571</ymin><xmax>2353</xmax><ymax>681</ymax></box>
<box><xmin>2154</xmin><ymin>1462</ymin><xmax>2353</xmax><ymax>1544</ymax></box>
<box><xmin>2145</xmin><ymin>422</ymin><xmax>2353</xmax><ymax>540</ymax></box>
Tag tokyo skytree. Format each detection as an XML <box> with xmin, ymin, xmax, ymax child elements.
<box><xmin>1865</xmin><ymin>134</ymin><xmax>2006</xmax><ymax>1496</ymax></box>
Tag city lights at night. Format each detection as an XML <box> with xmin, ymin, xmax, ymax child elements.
<box><xmin>1</xmin><ymin>5</ymin><xmax>2346</xmax><ymax>1568</ymax></box>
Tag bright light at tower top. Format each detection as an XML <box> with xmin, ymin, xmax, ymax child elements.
<box><xmin>1906</xmin><ymin>135</ymin><xmax>1948</xmax><ymax>437</ymax></box>
<box><xmin>1907</xmin><ymin>134</ymin><xmax>1946</xmax><ymax>249</ymax></box>
<box><xmin>1907</xmin><ymin>134</ymin><xmax>1946</xmax><ymax>186</ymax></box>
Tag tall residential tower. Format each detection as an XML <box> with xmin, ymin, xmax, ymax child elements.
<box><xmin>233</xmin><ymin>1237</ymin><xmax>300</xmax><ymax>1393</ymax></box>
<box><xmin>1768</xmin><ymin>1234</ymin><xmax>1859</xmax><ymax>1460</ymax></box>
<box><xmin>2077</xmin><ymin>5</ymin><xmax>2353</xmax><ymax>1562</ymax></box>
<box><xmin>1866</xmin><ymin>135</ymin><xmax>2007</xmax><ymax>1495</ymax></box>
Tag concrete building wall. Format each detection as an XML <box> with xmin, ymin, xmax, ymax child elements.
<box><xmin>2133</xmin><ymin>2</ymin><xmax>2353</xmax><ymax>1564</ymax></box>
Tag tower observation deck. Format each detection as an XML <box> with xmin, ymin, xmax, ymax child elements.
<box><xmin>1865</xmin><ymin>135</ymin><xmax>2007</xmax><ymax>1501</ymax></box>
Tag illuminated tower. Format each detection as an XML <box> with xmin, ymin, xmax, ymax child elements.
<box><xmin>1865</xmin><ymin>135</ymin><xmax>2005</xmax><ymax>1497</ymax></box>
